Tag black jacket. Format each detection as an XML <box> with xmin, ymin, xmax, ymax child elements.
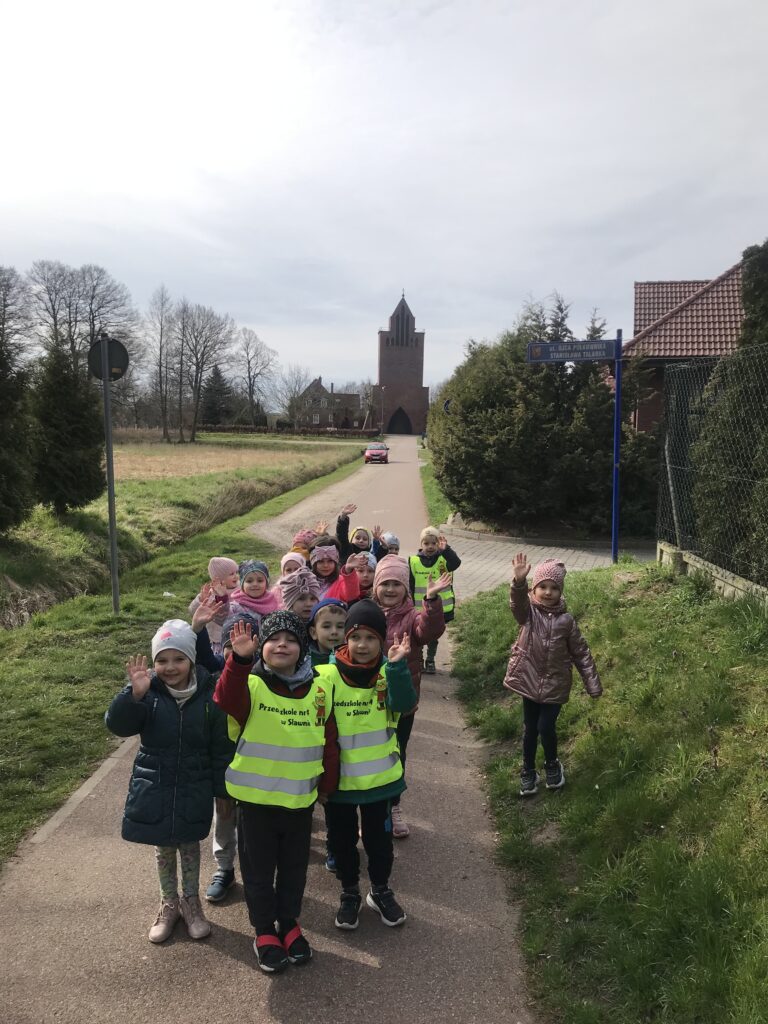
<box><xmin>105</xmin><ymin>668</ymin><xmax>234</xmax><ymax>846</ymax></box>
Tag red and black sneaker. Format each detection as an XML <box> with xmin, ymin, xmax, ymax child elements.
<box><xmin>254</xmin><ymin>933</ymin><xmax>290</xmax><ymax>974</ymax></box>
<box><xmin>280</xmin><ymin>922</ymin><xmax>313</xmax><ymax>965</ymax></box>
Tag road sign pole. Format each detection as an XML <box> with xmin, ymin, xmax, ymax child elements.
<box><xmin>611</xmin><ymin>329</ymin><xmax>623</xmax><ymax>564</ymax></box>
<box><xmin>99</xmin><ymin>330</ymin><xmax>121</xmax><ymax>614</ymax></box>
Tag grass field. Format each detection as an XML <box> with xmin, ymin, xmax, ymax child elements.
<box><xmin>419</xmin><ymin>446</ymin><xmax>452</xmax><ymax>527</ymax></box>
<box><xmin>0</xmin><ymin>437</ymin><xmax>359</xmax><ymax>627</ymax></box>
<box><xmin>0</xmin><ymin>457</ymin><xmax>361</xmax><ymax>865</ymax></box>
<box><xmin>452</xmin><ymin>564</ymin><xmax>768</xmax><ymax>1024</ymax></box>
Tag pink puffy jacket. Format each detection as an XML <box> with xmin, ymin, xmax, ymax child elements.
<box><xmin>502</xmin><ymin>581</ymin><xmax>602</xmax><ymax>704</ymax></box>
<box><xmin>380</xmin><ymin>595</ymin><xmax>445</xmax><ymax>703</ymax></box>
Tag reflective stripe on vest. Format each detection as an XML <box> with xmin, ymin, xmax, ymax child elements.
<box><xmin>315</xmin><ymin>664</ymin><xmax>402</xmax><ymax>793</ymax></box>
<box><xmin>409</xmin><ymin>554</ymin><xmax>454</xmax><ymax>615</ymax></box>
<box><xmin>225</xmin><ymin>673</ymin><xmax>330</xmax><ymax>809</ymax></box>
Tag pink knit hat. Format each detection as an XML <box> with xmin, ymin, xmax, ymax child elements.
<box><xmin>292</xmin><ymin>529</ymin><xmax>318</xmax><ymax>548</ymax></box>
<box><xmin>280</xmin><ymin>551</ymin><xmax>306</xmax><ymax>574</ymax></box>
<box><xmin>279</xmin><ymin>566</ymin><xmax>322</xmax><ymax>609</ymax></box>
<box><xmin>208</xmin><ymin>557</ymin><xmax>239</xmax><ymax>580</ymax></box>
<box><xmin>374</xmin><ymin>554</ymin><xmax>410</xmax><ymax>590</ymax></box>
<box><xmin>532</xmin><ymin>559</ymin><xmax>566</xmax><ymax>590</ymax></box>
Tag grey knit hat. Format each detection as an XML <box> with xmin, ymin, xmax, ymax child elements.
<box><xmin>151</xmin><ymin>619</ymin><xmax>197</xmax><ymax>664</ymax></box>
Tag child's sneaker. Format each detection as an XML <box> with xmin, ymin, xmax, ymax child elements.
<box><xmin>335</xmin><ymin>888</ymin><xmax>362</xmax><ymax>930</ymax></box>
<box><xmin>254</xmin><ymin>933</ymin><xmax>290</xmax><ymax>973</ymax></box>
<box><xmin>519</xmin><ymin>768</ymin><xmax>540</xmax><ymax>797</ymax></box>
<box><xmin>280</xmin><ymin>922</ymin><xmax>312</xmax><ymax>965</ymax></box>
<box><xmin>545</xmin><ymin>759</ymin><xmax>566</xmax><ymax>790</ymax></box>
<box><xmin>179</xmin><ymin>895</ymin><xmax>211</xmax><ymax>940</ymax></box>
<box><xmin>205</xmin><ymin>868</ymin><xmax>235</xmax><ymax>902</ymax></box>
<box><xmin>148</xmin><ymin>897</ymin><xmax>180</xmax><ymax>943</ymax></box>
<box><xmin>391</xmin><ymin>804</ymin><xmax>410</xmax><ymax>838</ymax></box>
<box><xmin>366</xmin><ymin>886</ymin><xmax>406</xmax><ymax>926</ymax></box>
<box><xmin>423</xmin><ymin>659</ymin><xmax>436</xmax><ymax>675</ymax></box>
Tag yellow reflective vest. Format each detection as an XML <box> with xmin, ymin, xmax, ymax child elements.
<box><xmin>225</xmin><ymin>673</ymin><xmax>330</xmax><ymax>809</ymax></box>
<box><xmin>409</xmin><ymin>554</ymin><xmax>454</xmax><ymax>616</ymax></box>
<box><xmin>315</xmin><ymin>664</ymin><xmax>403</xmax><ymax>793</ymax></box>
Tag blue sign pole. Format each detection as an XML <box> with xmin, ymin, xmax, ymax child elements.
<box><xmin>611</xmin><ymin>330</ymin><xmax>623</xmax><ymax>564</ymax></box>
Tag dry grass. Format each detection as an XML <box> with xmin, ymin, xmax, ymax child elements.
<box><xmin>113</xmin><ymin>443</ymin><xmax>339</xmax><ymax>480</ymax></box>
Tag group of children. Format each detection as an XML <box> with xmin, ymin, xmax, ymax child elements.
<box><xmin>107</xmin><ymin>498</ymin><xmax>603</xmax><ymax>972</ymax></box>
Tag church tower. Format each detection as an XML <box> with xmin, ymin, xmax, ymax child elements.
<box><xmin>373</xmin><ymin>295</ymin><xmax>430</xmax><ymax>434</ymax></box>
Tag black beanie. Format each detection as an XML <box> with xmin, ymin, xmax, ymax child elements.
<box><xmin>344</xmin><ymin>599</ymin><xmax>387</xmax><ymax>644</ymax></box>
<box><xmin>258</xmin><ymin>610</ymin><xmax>309</xmax><ymax>663</ymax></box>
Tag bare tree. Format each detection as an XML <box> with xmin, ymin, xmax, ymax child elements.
<box><xmin>0</xmin><ymin>266</ymin><xmax>32</xmax><ymax>359</ymax></box>
<box><xmin>174</xmin><ymin>299</ymin><xmax>192</xmax><ymax>442</ymax></box>
<box><xmin>28</xmin><ymin>259</ymin><xmax>71</xmax><ymax>352</ymax></box>
<box><xmin>239</xmin><ymin>326</ymin><xmax>277</xmax><ymax>425</ymax></box>
<box><xmin>145</xmin><ymin>285</ymin><xmax>176</xmax><ymax>441</ymax></box>
<box><xmin>182</xmin><ymin>303</ymin><xmax>235</xmax><ymax>441</ymax></box>
<box><xmin>276</xmin><ymin>364</ymin><xmax>312</xmax><ymax>425</ymax></box>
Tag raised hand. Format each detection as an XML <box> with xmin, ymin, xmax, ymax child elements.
<box><xmin>372</xmin><ymin>523</ymin><xmax>383</xmax><ymax>540</ymax></box>
<box><xmin>126</xmin><ymin>655</ymin><xmax>152</xmax><ymax>699</ymax></box>
<box><xmin>512</xmin><ymin>552</ymin><xmax>531</xmax><ymax>582</ymax></box>
<box><xmin>438</xmin><ymin>533</ymin><xmax>448</xmax><ymax>551</ymax></box>
<box><xmin>339</xmin><ymin>503</ymin><xmax>357</xmax><ymax>517</ymax></box>
<box><xmin>426</xmin><ymin>572</ymin><xmax>453</xmax><ymax>600</ymax></box>
<box><xmin>230</xmin><ymin>619</ymin><xmax>256</xmax><ymax>660</ymax></box>
<box><xmin>387</xmin><ymin>633</ymin><xmax>411</xmax><ymax>663</ymax></box>
<box><xmin>314</xmin><ymin>519</ymin><xmax>329</xmax><ymax>534</ymax></box>
<box><xmin>346</xmin><ymin>551</ymin><xmax>368</xmax><ymax>570</ymax></box>
<box><xmin>191</xmin><ymin>590</ymin><xmax>219</xmax><ymax>632</ymax></box>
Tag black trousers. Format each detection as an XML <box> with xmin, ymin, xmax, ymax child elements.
<box><xmin>238</xmin><ymin>803</ymin><xmax>314</xmax><ymax>934</ymax></box>
<box><xmin>391</xmin><ymin>713</ymin><xmax>414</xmax><ymax>807</ymax></box>
<box><xmin>522</xmin><ymin>698</ymin><xmax>562</xmax><ymax>768</ymax></box>
<box><xmin>325</xmin><ymin>799</ymin><xmax>393</xmax><ymax>889</ymax></box>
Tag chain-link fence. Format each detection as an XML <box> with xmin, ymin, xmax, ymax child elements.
<box><xmin>658</xmin><ymin>345</ymin><xmax>768</xmax><ymax>587</ymax></box>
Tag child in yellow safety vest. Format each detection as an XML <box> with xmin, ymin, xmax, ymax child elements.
<box><xmin>214</xmin><ymin>610</ymin><xmax>339</xmax><ymax>974</ymax></box>
<box><xmin>315</xmin><ymin>600</ymin><xmax>417</xmax><ymax>930</ymax></box>
<box><xmin>408</xmin><ymin>527</ymin><xmax>461</xmax><ymax>674</ymax></box>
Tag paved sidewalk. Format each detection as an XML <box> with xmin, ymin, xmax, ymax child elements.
<box><xmin>1</xmin><ymin>435</ymin><xmax>640</xmax><ymax>1024</ymax></box>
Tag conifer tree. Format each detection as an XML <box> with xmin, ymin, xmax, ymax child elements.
<box><xmin>0</xmin><ymin>267</ymin><xmax>36</xmax><ymax>531</ymax></box>
<box><xmin>201</xmin><ymin>365</ymin><xmax>234</xmax><ymax>426</ymax></box>
<box><xmin>33</xmin><ymin>343</ymin><xmax>105</xmax><ymax>515</ymax></box>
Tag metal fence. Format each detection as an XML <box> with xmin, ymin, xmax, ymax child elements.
<box><xmin>658</xmin><ymin>345</ymin><xmax>768</xmax><ymax>588</ymax></box>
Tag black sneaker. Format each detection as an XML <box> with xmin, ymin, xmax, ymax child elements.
<box><xmin>519</xmin><ymin>768</ymin><xmax>540</xmax><ymax>797</ymax></box>
<box><xmin>280</xmin><ymin>923</ymin><xmax>312</xmax><ymax>965</ymax></box>
<box><xmin>335</xmin><ymin>889</ymin><xmax>362</xmax><ymax>930</ymax></box>
<box><xmin>254</xmin><ymin>934</ymin><xmax>289</xmax><ymax>974</ymax></box>
<box><xmin>205</xmin><ymin>868</ymin><xmax>235</xmax><ymax>902</ymax></box>
<box><xmin>423</xmin><ymin>659</ymin><xmax>436</xmax><ymax>675</ymax></box>
<box><xmin>366</xmin><ymin>886</ymin><xmax>406</xmax><ymax>926</ymax></box>
<box><xmin>545</xmin><ymin>759</ymin><xmax>565</xmax><ymax>790</ymax></box>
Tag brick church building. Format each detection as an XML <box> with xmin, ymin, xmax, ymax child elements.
<box><xmin>372</xmin><ymin>295</ymin><xmax>430</xmax><ymax>434</ymax></box>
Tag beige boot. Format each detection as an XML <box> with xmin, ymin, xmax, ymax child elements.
<box><xmin>148</xmin><ymin>898</ymin><xmax>181</xmax><ymax>943</ymax></box>
<box><xmin>179</xmin><ymin>894</ymin><xmax>211</xmax><ymax>940</ymax></box>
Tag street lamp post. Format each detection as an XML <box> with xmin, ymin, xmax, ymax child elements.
<box><xmin>380</xmin><ymin>386</ymin><xmax>386</xmax><ymax>434</ymax></box>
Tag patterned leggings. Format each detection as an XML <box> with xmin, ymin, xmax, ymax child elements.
<box><xmin>155</xmin><ymin>842</ymin><xmax>201</xmax><ymax>899</ymax></box>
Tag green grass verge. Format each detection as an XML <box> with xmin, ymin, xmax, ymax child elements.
<box><xmin>0</xmin><ymin>456</ymin><xmax>360</xmax><ymax>865</ymax></box>
<box><xmin>452</xmin><ymin>563</ymin><xmax>768</xmax><ymax>1024</ymax></box>
<box><xmin>419</xmin><ymin>446</ymin><xmax>452</xmax><ymax>527</ymax></box>
<box><xmin>0</xmin><ymin>443</ymin><xmax>358</xmax><ymax>627</ymax></box>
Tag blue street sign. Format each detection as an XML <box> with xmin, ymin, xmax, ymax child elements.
<box><xmin>526</xmin><ymin>339</ymin><xmax>617</xmax><ymax>362</ymax></box>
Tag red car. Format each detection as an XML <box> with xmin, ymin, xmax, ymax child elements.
<box><xmin>363</xmin><ymin>442</ymin><xmax>389</xmax><ymax>464</ymax></box>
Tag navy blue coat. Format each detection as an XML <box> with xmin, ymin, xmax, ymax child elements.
<box><xmin>105</xmin><ymin>669</ymin><xmax>234</xmax><ymax>846</ymax></box>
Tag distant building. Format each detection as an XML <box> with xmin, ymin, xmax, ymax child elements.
<box><xmin>624</xmin><ymin>263</ymin><xmax>744</xmax><ymax>431</ymax></box>
<box><xmin>295</xmin><ymin>377</ymin><xmax>362</xmax><ymax>429</ymax></box>
<box><xmin>372</xmin><ymin>295</ymin><xmax>430</xmax><ymax>435</ymax></box>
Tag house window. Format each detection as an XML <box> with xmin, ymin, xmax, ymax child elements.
<box><xmin>313</xmin><ymin>413</ymin><xmax>320</xmax><ymax>424</ymax></box>
<box><xmin>321</xmin><ymin>398</ymin><xmax>327</xmax><ymax>407</ymax></box>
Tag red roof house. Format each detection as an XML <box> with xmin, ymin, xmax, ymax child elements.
<box><xmin>624</xmin><ymin>263</ymin><xmax>744</xmax><ymax>430</ymax></box>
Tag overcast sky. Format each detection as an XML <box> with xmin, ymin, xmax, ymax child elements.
<box><xmin>2</xmin><ymin>0</ymin><xmax>767</xmax><ymax>387</ymax></box>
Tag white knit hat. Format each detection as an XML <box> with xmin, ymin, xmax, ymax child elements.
<box><xmin>151</xmin><ymin>619</ymin><xmax>197</xmax><ymax>664</ymax></box>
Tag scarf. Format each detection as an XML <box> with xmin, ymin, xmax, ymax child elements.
<box><xmin>230</xmin><ymin>587</ymin><xmax>281</xmax><ymax>616</ymax></box>
<box><xmin>256</xmin><ymin>654</ymin><xmax>314</xmax><ymax>692</ymax></box>
<box><xmin>334</xmin><ymin>644</ymin><xmax>383</xmax><ymax>688</ymax></box>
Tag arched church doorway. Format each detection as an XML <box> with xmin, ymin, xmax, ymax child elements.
<box><xmin>387</xmin><ymin>406</ymin><xmax>412</xmax><ymax>434</ymax></box>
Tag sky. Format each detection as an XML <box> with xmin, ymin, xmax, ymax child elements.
<box><xmin>2</xmin><ymin>0</ymin><xmax>767</xmax><ymax>389</ymax></box>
